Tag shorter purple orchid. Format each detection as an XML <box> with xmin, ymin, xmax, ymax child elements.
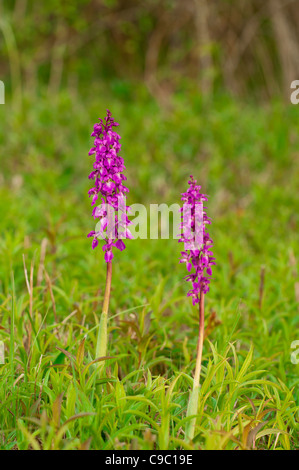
<box><xmin>179</xmin><ymin>176</ymin><xmax>215</xmax><ymax>305</ymax></box>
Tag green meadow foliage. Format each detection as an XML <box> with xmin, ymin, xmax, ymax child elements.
<box><xmin>0</xmin><ymin>85</ymin><xmax>298</xmax><ymax>449</ymax></box>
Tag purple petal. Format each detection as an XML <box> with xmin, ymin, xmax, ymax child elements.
<box><xmin>115</xmin><ymin>239</ymin><xmax>126</xmax><ymax>251</ymax></box>
<box><xmin>92</xmin><ymin>239</ymin><xmax>99</xmax><ymax>249</ymax></box>
<box><xmin>104</xmin><ymin>250</ymin><xmax>114</xmax><ymax>262</ymax></box>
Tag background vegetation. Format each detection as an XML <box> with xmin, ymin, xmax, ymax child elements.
<box><xmin>0</xmin><ymin>0</ymin><xmax>298</xmax><ymax>450</ymax></box>
<box><xmin>2</xmin><ymin>0</ymin><xmax>299</xmax><ymax>102</ymax></box>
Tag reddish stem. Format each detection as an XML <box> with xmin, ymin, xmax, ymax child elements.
<box><xmin>193</xmin><ymin>292</ymin><xmax>205</xmax><ymax>389</ymax></box>
<box><xmin>103</xmin><ymin>261</ymin><xmax>112</xmax><ymax>316</ymax></box>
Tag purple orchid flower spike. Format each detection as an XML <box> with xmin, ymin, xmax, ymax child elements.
<box><xmin>87</xmin><ymin>109</ymin><xmax>132</xmax><ymax>263</ymax></box>
<box><xmin>179</xmin><ymin>176</ymin><xmax>215</xmax><ymax>304</ymax></box>
<box><xmin>179</xmin><ymin>175</ymin><xmax>215</xmax><ymax>441</ymax></box>
<box><xmin>87</xmin><ymin>110</ymin><xmax>131</xmax><ymax>375</ymax></box>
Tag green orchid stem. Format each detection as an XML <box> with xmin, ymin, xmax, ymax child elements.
<box><xmin>103</xmin><ymin>261</ymin><xmax>112</xmax><ymax>318</ymax></box>
<box><xmin>96</xmin><ymin>261</ymin><xmax>112</xmax><ymax>373</ymax></box>
<box><xmin>193</xmin><ymin>292</ymin><xmax>205</xmax><ymax>390</ymax></box>
<box><xmin>185</xmin><ymin>292</ymin><xmax>205</xmax><ymax>442</ymax></box>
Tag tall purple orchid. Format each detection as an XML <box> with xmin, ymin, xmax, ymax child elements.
<box><xmin>87</xmin><ymin>109</ymin><xmax>131</xmax><ymax>263</ymax></box>
<box><xmin>87</xmin><ymin>110</ymin><xmax>131</xmax><ymax>372</ymax></box>
<box><xmin>179</xmin><ymin>176</ymin><xmax>215</xmax><ymax>441</ymax></box>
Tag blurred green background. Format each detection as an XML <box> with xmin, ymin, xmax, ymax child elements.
<box><xmin>0</xmin><ymin>0</ymin><xmax>298</xmax><ymax>450</ymax></box>
<box><xmin>2</xmin><ymin>0</ymin><xmax>299</xmax><ymax>100</ymax></box>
